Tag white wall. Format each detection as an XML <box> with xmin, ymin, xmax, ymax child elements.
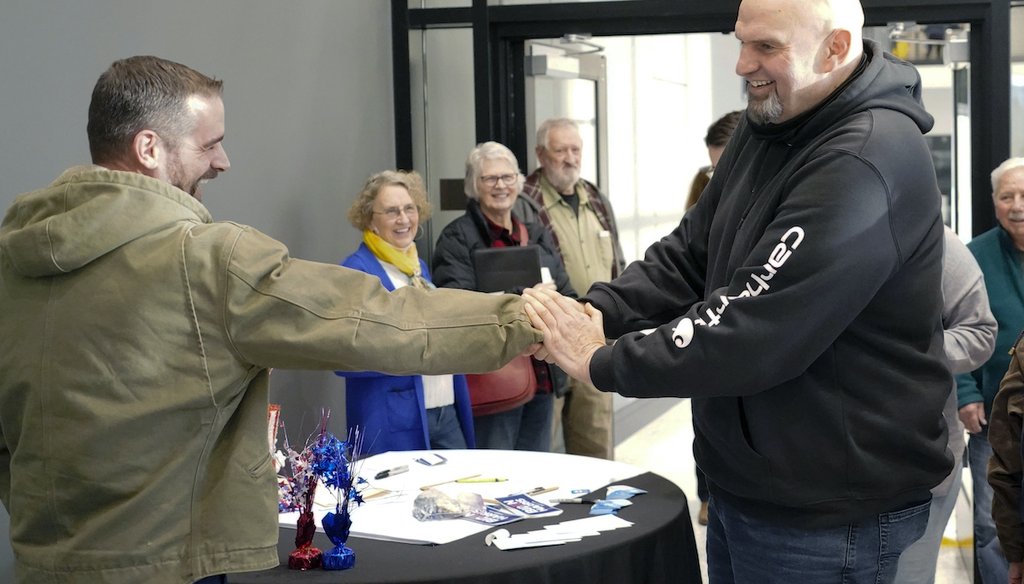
<box><xmin>0</xmin><ymin>2</ymin><xmax>397</xmax><ymax>576</ymax></box>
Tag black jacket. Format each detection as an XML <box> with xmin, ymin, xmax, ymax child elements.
<box><xmin>586</xmin><ymin>41</ymin><xmax>950</xmax><ymax>527</ymax></box>
<box><xmin>433</xmin><ymin>200</ymin><xmax>577</xmax><ymax>396</ymax></box>
<box><xmin>432</xmin><ymin>199</ymin><xmax>576</xmax><ymax>299</ymax></box>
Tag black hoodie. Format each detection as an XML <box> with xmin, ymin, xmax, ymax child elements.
<box><xmin>586</xmin><ymin>40</ymin><xmax>951</xmax><ymax>527</ymax></box>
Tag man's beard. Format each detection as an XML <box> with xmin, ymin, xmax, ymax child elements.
<box><xmin>747</xmin><ymin>90</ymin><xmax>783</xmax><ymax>125</ymax></box>
<box><xmin>168</xmin><ymin>154</ymin><xmax>216</xmax><ymax>200</ymax></box>
<box><xmin>545</xmin><ymin>165</ymin><xmax>580</xmax><ymax>194</ymax></box>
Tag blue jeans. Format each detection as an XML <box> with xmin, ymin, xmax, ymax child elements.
<box><xmin>425</xmin><ymin>404</ymin><xmax>467</xmax><ymax>449</ymax></box>
<box><xmin>707</xmin><ymin>494</ymin><xmax>930</xmax><ymax>584</ymax></box>
<box><xmin>968</xmin><ymin>428</ymin><xmax>1010</xmax><ymax>584</ymax></box>
<box><xmin>893</xmin><ymin>462</ymin><xmax>961</xmax><ymax>584</ymax></box>
<box><xmin>474</xmin><ymin>391</ymin><xmax>553</xmax><ymax>451</ymax></box>
<box><xmin>194</xmin><ymin>576</ymin><xmax>227</xmax><ymax>584</ymax></box>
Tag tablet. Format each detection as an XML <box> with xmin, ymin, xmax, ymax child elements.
<box><xmin>472</xmin><ymin>246</ymin><xmax>543</xmax><ymax>293</ymax></box>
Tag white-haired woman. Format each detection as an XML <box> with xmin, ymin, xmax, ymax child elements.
<box><xmin>432</xmin><ymin>142</ymin><xmax>575</xmax><ymax>451</ymax></box>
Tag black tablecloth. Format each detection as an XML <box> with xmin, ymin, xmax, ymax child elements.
<box><xmin>233</xmin><ymin>471</ymin><xmax>701</xmax><ymax>584</ymax></box>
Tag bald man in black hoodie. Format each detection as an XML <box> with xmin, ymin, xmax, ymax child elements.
<box><xmin>526</xmin><ymin>0</ymin><xmax>950</xmax><ymax>581</ymax></box>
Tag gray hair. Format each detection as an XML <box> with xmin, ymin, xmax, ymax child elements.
<box><xmin>463</xmin><ymin>141</ymin><xmax>525</xmax><ymax>199</ymax></box>
<box><xmin>992</xmin><ymin>158</ymin><xmax>1024</xmax><ymax>195</ymax></box>
<box><xmin>535</xmin><ymin>118</ymin><xmax>580</xmax><ymax>152</ymax></box>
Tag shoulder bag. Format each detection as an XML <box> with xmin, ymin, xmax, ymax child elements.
<box><xmin>465</xmin><ymin>221</ymin><xmax>538</xmax><ymax>416</ymax></box>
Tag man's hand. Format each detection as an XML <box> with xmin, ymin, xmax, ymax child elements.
<box><xmin>522</xmin><ymin>287</ymin><xmax>606</xmax><ymax>386</ymax></box>
<box><xmin>958</xmin><ymin>402</ymin><xmax>987</xmax><ymax>434</ymax></box>
<box><xmin>1010</xmin><ymin>561</ymin><xmax>1022</xmax><ymax>584</ymax></box>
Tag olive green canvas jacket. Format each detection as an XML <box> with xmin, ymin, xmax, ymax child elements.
<box><xmin>0</xmin><ymin>166</ymin><xmax>540</xmax><ymax>583</ymax></box>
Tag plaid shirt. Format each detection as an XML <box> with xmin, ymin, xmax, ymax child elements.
<box><xmin>517</xmin><ymin>169</ymin><xmax>626</xmax><ymax>279</ymax></box>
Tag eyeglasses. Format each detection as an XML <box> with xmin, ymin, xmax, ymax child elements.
<box><xmin>479</xmin><ymin>173</ymin><xmax>519</xmax><ymax>187</ymax></box>
<box><xmin>373</xmin><ymin>204</ymin><xmax>418</xmax><ymax>220</ymax></box>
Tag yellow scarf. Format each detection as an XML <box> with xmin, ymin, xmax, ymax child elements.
<box><xmin>363</xmin><ymin>230</ymin><xmax>432</xmax><ymax>289</ymax></box>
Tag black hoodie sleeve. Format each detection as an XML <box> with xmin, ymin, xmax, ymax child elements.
<box><xmin>586</xmin><ymin>147</ymin><xmax>940</xmax><ymax>399</ymax></box>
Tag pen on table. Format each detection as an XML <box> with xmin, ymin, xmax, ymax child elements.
<box><xmin>525</xmin><ymin>486</ymin><xmax>558</xmax><ymax>496</ymax></box>
<box><xmin>420</xmin><ymin>474</ymin><xmax>481</xmax><ymax>491</ymax></box>
<box><xmin>455</xmin><ymin>477</ymin><xmax>508</xmax><ymax>483</ymax></box>
<box><xmin>373</xmin><ymin>465</ymin><xmax>409</xmax><ymax>480</ymax></box>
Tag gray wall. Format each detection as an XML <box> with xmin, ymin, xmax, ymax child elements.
<box><xmin>0</xmin><ymin>1</ymin><xmax>396</xmax><ymax>576</ymax></box>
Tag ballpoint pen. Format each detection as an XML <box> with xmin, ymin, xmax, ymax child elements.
<box><xmin>455</xmin><ymin>477</ymin><xmax>508</xmax><ymax>483</ymax></box>
<box><xmin>420</xmin><ymin>474</ymin><xmax>480</xmax><ymax>490</ymax></box>
<box><xmin>373</xmin><ymin>465</ymin><xmax>409</xmax><ymax>480</ymax></box>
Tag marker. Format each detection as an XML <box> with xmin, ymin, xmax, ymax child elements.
<box><xmin>374</xmin><ymin>465</ymin><xmax>409</xmax><ymax>480</ymax></box>
<box><xmin>551</xmin><ymin>497</ymin><xmax>596</xmax><ymax>504</ymax></box>
<box><xmin>455</xmin><ymin>477</ymin><xmax>508</xmax><ymax>483</ymax></box>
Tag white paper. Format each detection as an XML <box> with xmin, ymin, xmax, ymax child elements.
<box><xmin>552</xmin><ymin>514</ymin><xmax>634</xmax><ymax>531</ymax></box>
<box><xmin>491</xmin><ymin>533</ymin><xmax>581</xmax><ymax>550</ymax></box>
<box><xmin>485</xmin><ymin>510</ymin><xmax>636</xmax><ymax>551</ymax></box>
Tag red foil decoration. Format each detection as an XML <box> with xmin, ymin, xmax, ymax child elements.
<box><xmin>288</xmin><ymin>544</ymin><xmax>322</xmax><ymax>570</ymax></box>
<box><xmin>287</xmin><ymin>507</ymin><xmax>322</xmax><ymax>569</ymax></box>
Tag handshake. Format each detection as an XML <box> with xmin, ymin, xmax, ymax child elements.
<box><xmin>520</xmin><ymin>287</ymin><xmax>607</xmax><ymax>386</ymax></box>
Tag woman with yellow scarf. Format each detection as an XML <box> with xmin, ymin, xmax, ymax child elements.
<box><xmin>335</xmin><ymin>170</ymin><xmax>474</xmax><ymax>454</ymax></box>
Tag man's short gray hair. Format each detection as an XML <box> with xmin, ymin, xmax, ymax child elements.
<box><xmin>535</xmin><ymin>118</ymin><xmax>580</xmax><ymax>152</ymax></box>
<box><xmin>992</xmin><ymin>157</ymin><xmax>1024</xmax><ymax>195</ymax></box>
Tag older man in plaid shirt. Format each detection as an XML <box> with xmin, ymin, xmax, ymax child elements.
<box><xmin>514</xmin><ymin>118</ymin><xmax>625</xmax><ymax>459</ymax></box>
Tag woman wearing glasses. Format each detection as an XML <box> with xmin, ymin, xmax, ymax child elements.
<box><xmin>432</xmin><ymin>142</ymin><xmax>575</xmax><ymax>452</ymax></box>
<box><xmin>336</xmin><ymin>170</ymin><xmax>475</xmax><ymax>454</ymax></box>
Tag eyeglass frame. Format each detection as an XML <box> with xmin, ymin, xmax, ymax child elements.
<box><xmin>372</xmin><ymin>203</ymin><xmax>419</xmax><ymax>220</ymax></box>
<box><xmin>478</xmin><ymin>173</ymin><xmax>520</xmax><ymax>187</ymax></box>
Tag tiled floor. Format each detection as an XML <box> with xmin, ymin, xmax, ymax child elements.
<box><xmin>614</xmin><ymin>399</ymin><xmax>974</xmax><ymax>583</ymax></box>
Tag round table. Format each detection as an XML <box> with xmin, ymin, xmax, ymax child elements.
<box><xmin>233</xmin><ymin>454</ymin><xmax>700</xmax><ymax>584</ymax></box>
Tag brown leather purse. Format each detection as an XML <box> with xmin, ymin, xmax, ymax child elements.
<box><xmin>465</xmin><ymin>355</ymin><xmax>537</xmax><ymax>416</ymax></box>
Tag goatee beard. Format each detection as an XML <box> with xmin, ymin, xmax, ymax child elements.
<box><xmin>747</xmin><ymin>92</ymin><xmax>783</xmax><ymax>125</ymax></box>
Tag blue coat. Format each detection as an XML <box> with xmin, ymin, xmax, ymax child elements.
<box><xmin>335</xmin><ymin>243</ymin><xmax>476</xmax><ymax>454</ymax></box>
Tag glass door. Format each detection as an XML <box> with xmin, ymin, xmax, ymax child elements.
<box><xmin>524</xmin><ymin>39</ymin><xmax>607</xmax><ymax>190</ymax></box>
<box><xmin>870</xmin><ymin>22</ymin><xmax>972</xmax><ymax>236</ymax></box>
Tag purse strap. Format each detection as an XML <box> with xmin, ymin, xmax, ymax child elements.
<box><xmin>516</xmin><ymin>221</ymin><xmax>528</xmax><ymax>247</ymax></box>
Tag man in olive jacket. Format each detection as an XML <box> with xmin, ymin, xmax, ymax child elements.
<box><xmin>0</xmin><ymin>56</ymin><xmax>539</xmax><ymax>584</ymax></box>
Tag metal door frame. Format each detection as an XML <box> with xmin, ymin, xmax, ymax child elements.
<box><xmin>392</xmin><ymin>0</ymin><xmax>1010</xmax><ymax>234</ymax></box>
